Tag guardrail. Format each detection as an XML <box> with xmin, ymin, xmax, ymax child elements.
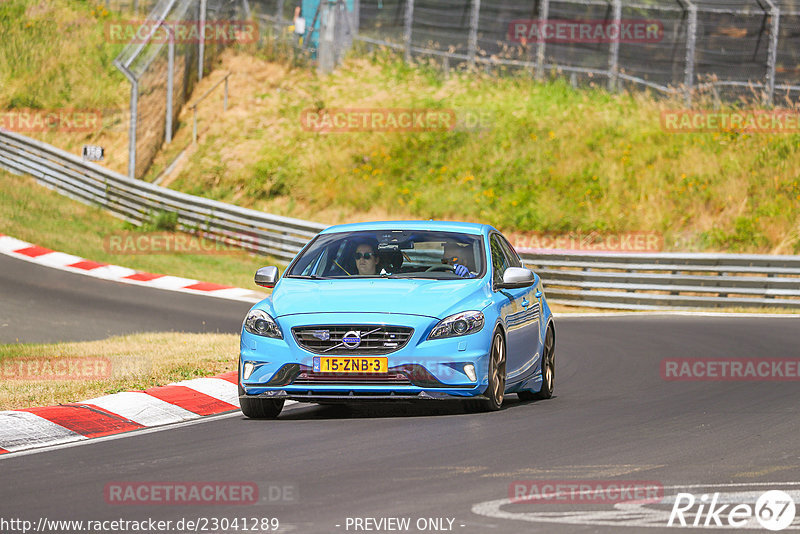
<box><xmin>0</xmin><ymin>130</ymin><xmax>326</xmax><ymax>262</ymax></box>
<box><xmin>1</xmin><ymin>129</ymin><xmax>799</xmax><ymax>310</ymax></box>
<box><xmin>519</xmin><ymin>251</ymin><xmax>800</xmax><ymax>310</ymax></box>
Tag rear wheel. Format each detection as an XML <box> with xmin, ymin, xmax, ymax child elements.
<box><xmin>520</xmin><ymin>324</ymin><xmax>555</xmax><ymax>401</ymax></box>
<box><xmin>238</xmin><ymin>361</ymin><xmax>284</xmax><ymax>419</ymax></box>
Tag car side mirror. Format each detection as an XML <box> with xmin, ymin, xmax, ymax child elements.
<box><xmin>498</xmin><ymin>267</ymin><xmax>535</xmax><ymax>289</ymax></box>
<box><xmin>254</xmin><ymin>266</ymin><xmax>279</xmax><ymax>288</ymax></box>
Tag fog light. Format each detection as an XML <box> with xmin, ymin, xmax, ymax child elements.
<box><xmin>243</xmin><ymin>362</ymin><xmax>255</xmax><ymax>380</ymax></box>
<box><xmin>464</xmin><ymin>363</ymin><xmax>477</xmax><ymax>382</ymax></box>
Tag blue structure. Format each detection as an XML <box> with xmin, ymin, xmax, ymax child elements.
<box><xmin>301</xmin><ymin>0</ymin><xmax>355</xmax><ymax>52</ymax></box>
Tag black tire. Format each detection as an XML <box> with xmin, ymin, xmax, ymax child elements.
<box><xmin>238</xmin><ymin>362</ymin><xmax>284</xmax><ymax>419</ymax></box>
<box><xmin>520</xmin><ymin>324</ymin><xmax>555</xmax><ymax>401</ymax></box>
<box><xmin>477</xmin><ymin>330</ymin><xmax>506</xmax><ymax>412</ymax></box>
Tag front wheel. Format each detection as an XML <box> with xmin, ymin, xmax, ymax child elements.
<box><xmin>238</xmin><ymin>361</ymin><xmax>284</xmax><ymax>419</ymax></box>
<box><xmin>475</xmin><ymin>331</ymin><xmax>506</xmax><ymax>412</ymax></box>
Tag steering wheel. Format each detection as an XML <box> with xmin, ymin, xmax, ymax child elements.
<box><xmin>426</xmin><ymin>265</ymin><xmax>456</xmax><ymax>272</ymax></box>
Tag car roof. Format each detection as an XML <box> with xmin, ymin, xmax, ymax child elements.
<box><xmin>319</xmin><ymin>220</ymin><xmax>492</xmax><ymax>236</ymax></box>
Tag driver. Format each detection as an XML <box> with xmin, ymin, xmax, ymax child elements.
<box><xmin>442</xmin><ymin>241</ymin><xmax>475</xmax><ymax>278</ymax></box>
<box><xmin>354</xmin><ymin>242</ymin><xmax>379</xmax><ymax>275</ymax></box>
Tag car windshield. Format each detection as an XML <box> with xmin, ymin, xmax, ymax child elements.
<box><xmin>286</xmin><ymin>230</ymin><xmax>485</xmax><ymax>279</ymax></box>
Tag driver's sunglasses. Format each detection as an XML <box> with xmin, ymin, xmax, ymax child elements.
<box><xmin>354</xmin><ymin>252</ymin><xmax>375</xmax><ymax>260</ymax></box>
<box><xmin>441</xmin><ymin>256</ymin><xmax>459</xmax><ymax>264</ymax></box>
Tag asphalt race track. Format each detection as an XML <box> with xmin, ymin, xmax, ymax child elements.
<box><xmin>2</xmin><ymin>253</ymin><xmax>800</xmax><ymax>533</ymax></box>
<box><xmin>0</xmin><ymin>254</ymin><xmax>251</xmax><ymax>343</ymax></box>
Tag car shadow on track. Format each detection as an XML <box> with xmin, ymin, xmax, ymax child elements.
<box><xmin>256</xmin><ymin>394</ymin><xmax>557</xmax><ymax>420</ymax></box>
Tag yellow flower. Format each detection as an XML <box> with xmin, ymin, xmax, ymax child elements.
<box><xmin>548</xmin><ymin>131</ymin><xmax>555</xmax><ymax>139</ymax></box>
<box><xmin>511</xmin><ymin>200</ymin><xmax>518</xmax><ymax>206</ymax></box>
<box><xmin>530</xmin><ymin>133</ymin><xmax>538</xmax><ymax>141</ymax></box>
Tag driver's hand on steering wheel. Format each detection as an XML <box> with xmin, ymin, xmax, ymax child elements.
<box><xmin>453</xmin><ymin>263</ymin><xmax>471</xmax><ymax>277</ymax></box>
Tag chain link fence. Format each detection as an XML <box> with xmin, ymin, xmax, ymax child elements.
<box><xmin>353</xmin><ymin>0</ymin><xmax>800</xmax><ymax>106</ymax></box>
<box><xmin>114</xmin><ymin>0</ymin><xmax>249</xmax><ymax>179</ymax></box>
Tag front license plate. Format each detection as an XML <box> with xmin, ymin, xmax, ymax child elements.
<box><xmin>313</xmin><ymin>356</ymin><xmax>388</xmax><ymax>373</ymax></box>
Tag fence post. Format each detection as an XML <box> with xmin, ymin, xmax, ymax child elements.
<box><xmin>535</xmin><ymin>0</ymin><xmax>549</xmax><ymax>80</ymax></box>
<box><xmin>403</xmin><ymin>0</ymin><xmax>414</xmax><ymax>63</ymax></box>
<box><xmin>165</xmin><ymin>24</ymin><xmax>174</xmax><ymax>144</ymax></box>
<box><xmin>198</xmin><ymin>0</ymin><xmax>207</xmax><ymax>81</ymax></box>
<box><xmin>765</xmin><ymin>0</ymin><xmax>780</xmax><ymax>107</ymax></box>
<box><xmin>683</xmin><ymin>1</ymin><xmax>697</xmax><ymax>107</ymax></box>
<box><xmin>467</xmin><ymin>0</ymin><xmax>481</xmax><ymax>67</ymax></box>
<box><xmin>607</xmin><ymin>0</ymin><xmax>621</xmax><ymax>91</ymax></box>
<box><xmin>128</xmin><ymin>80</ymin><xmax>138</xmax><ymax>179</ymax></box>
<box><xmin>275</xmin><ymin>0</ymin><xmax>285</xmax><ymax>34</ymax></box>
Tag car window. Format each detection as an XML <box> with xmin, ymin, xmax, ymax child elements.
<box><xmin>498</xmin><ymin>234</ymin><xmax>522</xmax><ymax>268</ymax></box>
<box><xmin>285</xmin><ymin>230</ymin><xmax>486</xmax><ymax>279</ymax></box>
<box><xmin>489</xmin><ymin>235</ymin><xmax>509</xmax><ymax>286</ymax></box>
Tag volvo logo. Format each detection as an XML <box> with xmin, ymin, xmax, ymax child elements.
<box><xmin>342</xmin><ymin>330</ymin><xmax>362</xmax><ymax>348</ymax></box>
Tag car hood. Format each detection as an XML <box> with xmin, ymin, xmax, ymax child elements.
<box><xmin>269</xmin><ymin>277</ymin><xmax>488</xmax><ymax>319</ymax></box>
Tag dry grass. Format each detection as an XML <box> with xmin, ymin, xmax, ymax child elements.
<box><xmin>0</xmin><ymin>332</ymin><xmax>238</xmax><ymax>410</ymax></box>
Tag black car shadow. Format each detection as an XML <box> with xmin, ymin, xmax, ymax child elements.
<box><xmin>242</xmin><ymin>393</ymin><xmax>557</xmax><ymax>420</ymax></box>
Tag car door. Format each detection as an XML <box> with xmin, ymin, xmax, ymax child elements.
<box><xmin>489</xmin><ymin>234</ymin><xmax>538</xmax><ymax>384</ymax></box>
<box><xmin>498</xmin><ymin>235</ymin><xmax>542</xmax><ymax>382</ymax></box>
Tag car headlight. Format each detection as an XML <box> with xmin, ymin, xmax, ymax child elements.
<box><xmin>243</xmin><ymin>309</ymin><xmax>282</xmax><ymax>339</ymax></box>
<box><xmin>428</xmin><ymin>311</ymin><xmax>484</xmax><ymax>340</ymax></box>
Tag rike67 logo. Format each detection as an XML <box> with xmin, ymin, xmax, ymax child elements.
<box><xmin>669</xmin><ymin>490</ymin><xmax>796</xmax><ymax>531</ymax></box>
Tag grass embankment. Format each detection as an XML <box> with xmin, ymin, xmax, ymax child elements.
<box><xmin>0</xmin><ymin>169</ymin><xmax>276</xmax><ymax>290</ymax></box>
<box><xmin>150</xmin><ymin>48</ymin><xmax>800</xmax><ymax>254</ymax></box>
<box><xmin>0</xmin><ymin>0</ymin><xmax>130</xmax><ymax>173</ymax></box>
<box><xmin>0</xmin><ymin>333</ymin><xmax>238</xmax><ymax>410</ymax></box>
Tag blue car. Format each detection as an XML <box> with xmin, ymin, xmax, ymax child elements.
<box><xmin>238</xmin><ymin>221</ymin><xmax>555</xmax><ymax>418</ymax></box>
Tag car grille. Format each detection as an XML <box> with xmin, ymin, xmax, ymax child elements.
<box><xmin>292</xmin><ymin>325</ymin><xmax>414</xmax><ymax>355</ymax></box>
<box><xmin>291</xmin><ymin>371</ymin><xmax>412</xmax><ymax>386</ymax></box>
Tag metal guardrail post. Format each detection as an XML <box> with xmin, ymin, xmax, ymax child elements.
<box><xmin>683</xmin><ymin>1</ymin><xmax>697</xmax><ymax>107</ymax></box>
<box><xmin>765</xmin><ymin>0</ymin><xmax>780</xmax><ymax>107</ymax></box>
<box><xmin>403</xmin><ymin>0</ymin><xmax>414</xmax><ymax>63</ymax></box>
<box><xmin>535</xmin><ymin>0</ymin><xmax>549</xmax><ymax>80</ymax></box>
<box><xmin>467</xmin><ymin>0</ymin><xmax>481</xmax><ymax>67</ymax></box>
<box><xmin>198</xmin><ymin>0</ymin><xmax>207</xmax><ymax>81</ymax></box>
<box><xmin>607</xmin><ymin>0</ymin><xmax>621</xmax><ymax>92</ymax></box>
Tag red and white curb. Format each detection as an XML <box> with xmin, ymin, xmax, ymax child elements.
<box><xmin>0</xmin><ymin>371</ymin><xmax>299</xmax><ymax>455</ymax></box>
<box><xmin>0</xmin><ymin>234</ymin><xmax>264</xmax><ymax>303</ymax></box>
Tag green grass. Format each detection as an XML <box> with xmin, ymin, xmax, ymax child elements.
<box><xmin>0</xmin><ymin>169</ymin><xmax>278</xmax><ymax>291</ymax></box>
<box><xmin>0</xmin><ymin>0</ymin><xmax>126</xmax><ymax>111</ymax></box>
<box><xmin>155</xmin><ymin>47</ymin><xmax>800</xmax><ymax>254</ymax></box>
<box><xmin>0</xmin><ymin>332</ymin><xmax>238</xmax><ymax>410</ymax></box>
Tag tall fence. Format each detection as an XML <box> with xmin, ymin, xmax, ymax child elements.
<box><xmin>113</xmin><ymin>0</ymin><xmax>249</xmax><ymax>179</ymax></box>
<box><xmin>246</xmin><ymin>0</ymin><xmax>800</xmax><ymax>106</ymax></box>
<box><xmin>2</xmin><ymin>129</ymin><xmax>800</xmax><ymax>310</ymax></box>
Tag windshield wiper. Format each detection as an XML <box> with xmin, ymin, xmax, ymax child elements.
<box><xmin>285</xmin><ymin>274</ymin><xmax>328</xmax><ymax>280</ymax></box>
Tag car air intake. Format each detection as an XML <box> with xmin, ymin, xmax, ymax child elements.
<box><xmin>292</xmin><ymin>325</ymin><xmax>414</xmax><ymax>355</ymax></box>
